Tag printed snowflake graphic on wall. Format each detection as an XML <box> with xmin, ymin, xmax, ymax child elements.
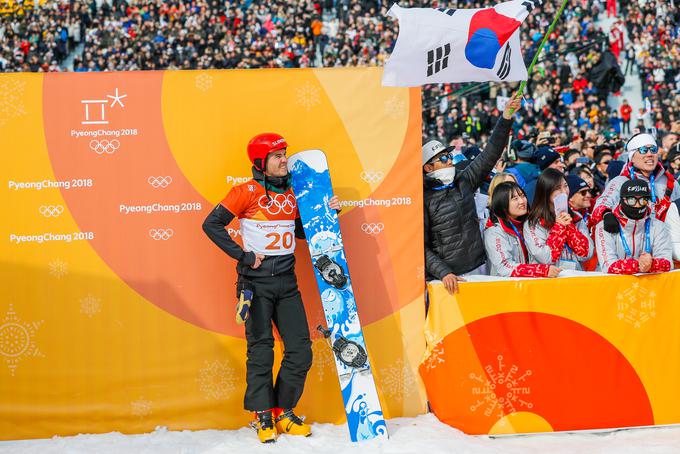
<box><xmin>311</xmin><ymin>338</ymin><xmax>335</xmax><ymax>381</ymax></box>
<box><xmin>0</xmin><ymin>78</ymin><xmax>27</xmax><ymax>127</ymax></box>
<box><xmin>197</xmin><ymin>359</ymin><xmax>237</xmax><ymax>400</ymax></box>
<box><xmin>80</xmin><ymin>295</ymin><xmax>102</xmax><ymax>318</ymax></box>
<box><xmin>195</xmin><ymin>73</ymin><xmax>213</xmax><ymax>92</ymax></box>
<box><xmin>468</xmin><ymin>354</ymin><xmax>533</xmax><ymax>424</ymax></box>
<box><xmin>295</xmin><ymin>81</ymin><xmax>321</xmax><ymax>111</ymax></box>
<box><xmin>0</xmin><ymin>304</ymin><xmax>43</xmax><ymax>376</ymax></box>
<box><xmin>616</xmin><ymin>282</ymin><xmax>656</xmax><ymax>328</ymax></box>
<box><xmin>131</xmin><ymin>398</ymin><xmax>153</xmax><ymax>418</ymax></box>
<box><xmin>379</xmin><ymin>358</ymin><xmax>417</xmax><ymax>401</ymax></box>
<box><xmin>48</xmin><ymin>259</ymin><xmax>68</xmax><ymax>278</ymax></box>
<box><xmin>384</xmin><ymin>95</ymin><xmax>406</xmax><ymax>119</ymax></box>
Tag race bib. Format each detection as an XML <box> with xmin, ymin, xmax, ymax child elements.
<box><xmin>240</xmin><ymin>219</ymin><xmax>296</xmax><ymax>255</ymax></box>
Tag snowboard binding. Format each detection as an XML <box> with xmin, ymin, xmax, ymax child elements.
<box><xmin>314</xmin><ymin>254</ymin><xmax>347</xmax><ymax>289</ymax></box>
<box><xmin>317</xmin><ymin>325</ymin><xmax>368</xmax><ymax>369</ymax></box>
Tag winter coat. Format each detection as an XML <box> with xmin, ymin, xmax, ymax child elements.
<box><xmin>594</xmin><ymin>206</ymin><xmax>672</xmax><ymax>274</ymax></box>
<box><xmin>484</xmin><ymin>219</ymin><xmax>551</xmax><ymax>277</ymax></box>
<box><xmin>593</xmin><ymin>163</ymin><xmax>680</xmax><ymax>223</ymax></box>
<box><xmin>524</xmin><ymin>216</ymin><xmax>594</xmax><ymax>271</ymax></box>
<box><xmin>424</xmin><ymin>117</ymin><xmax>513</xmax><ymax>279</ymax></box>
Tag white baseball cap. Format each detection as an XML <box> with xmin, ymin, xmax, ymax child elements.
<box><xmin>626</xmin><ymin>133</ymin><xmax>657</xmax><ymax>159</ymax></box>
<box><xmin>422</xmin><ymin>140</ymin><xmax>448</xmax><ymax>165</ymax></box>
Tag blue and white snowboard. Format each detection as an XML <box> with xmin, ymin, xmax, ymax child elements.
<box><xmin>288</xmin><ymin>149</ymin><xmax>388</xmax><ymax>442</ymax></box>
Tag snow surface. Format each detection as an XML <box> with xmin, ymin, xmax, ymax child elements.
<box><xmin>1</xmin><ymin>414</ymin><xmax>679</xmax><ymax>454</ymax></box>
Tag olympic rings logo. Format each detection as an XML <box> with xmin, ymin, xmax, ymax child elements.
<box><xmin>360</xmin><ymin>170</ymin><xmax>384</xmax><ymax>184</ymax></box>
<box><xmin>89</xmin><ymin>139</ymin><xmax>120</xmax><ymax>155</ymax></box>
<box><xmin>149</xmin><ymin>228</ymin><xmax>174</xmax><ymax>241</ymax></box>
<box><xmin>148</xmin><ymin>176</ymin><xmax>173</xmax><ymax>188</ymax></box>
<box><xmin>361</xmin><ymin>223</ymin><xmax>384</xmax><ymax>235</ymax></box>
<box><xmin>39</xmin><ymin>205</ymin><xmax>64</xmax><ymax>217</ymax></box>
<box><xmin>258</xmin><ymin>194</ymin><xmax>296</xmax><ymax>215</ymax></box>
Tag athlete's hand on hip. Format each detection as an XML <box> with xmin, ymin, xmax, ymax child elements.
<box><xmin>328</xmin><ymin>195</ymin><xmax>341</xmax><ymax>211</ymax></box>
<box><xmin>251</xmin><ymin>253</ymin><xmax>265</xmax><ymax>269</ymax></box>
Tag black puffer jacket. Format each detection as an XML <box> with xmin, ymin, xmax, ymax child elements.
<box><xmin>424</xmin><ymin>117</ymin><xmax>513</xmax><ymax>279</ymax></box>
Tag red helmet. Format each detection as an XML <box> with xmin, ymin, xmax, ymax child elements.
<box><xmin>247</xmin><ymin>133</ymin><xmax>288</xmax><ymax>170</ymax></box>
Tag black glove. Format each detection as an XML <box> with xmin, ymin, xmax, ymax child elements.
<box><xmin>603</xmin><ymin>211</ymin><xmax>620</xmax><ymax>234</ymax></box>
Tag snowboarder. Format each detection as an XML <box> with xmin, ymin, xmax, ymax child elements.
<box><xmin>202</xmin><ymin>133</ymin><xmax>340</xmax><ymax>443</ymax></box>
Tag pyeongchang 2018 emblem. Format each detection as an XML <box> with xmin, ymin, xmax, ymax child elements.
<box><xmin>258</xmin><ymin>194</ymin><xmax>296</xmax><ymax>215</ymax></box>
<box><xmin>80</xmin><ymin>88</ymin><xmax>126</xmax><ymax>125</ymax></box>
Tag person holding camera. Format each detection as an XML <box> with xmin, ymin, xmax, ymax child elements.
<box><xmin>595</xmin><ymin>180</ymin><xmax>672</xmax><ymax>274</ymax></box>
<box><xmin>423</xmin><ymin>94</ymin><xmax>522</xmax><ymax>293</ymax></box>
<box><xmin>524</xmin><ymin>169</ymin><xmax>594</xmax><ymax>271</ymax></box>
<box><xmin>592</xmin><ymin>133</ymin><xmax>680</xmax><ymax>228</ymax></box>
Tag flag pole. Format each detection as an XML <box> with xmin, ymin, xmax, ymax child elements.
<box><xmin>512</xmin><ymin>0</ymin><xmax>570</xmax><ymax>110</ymax></box>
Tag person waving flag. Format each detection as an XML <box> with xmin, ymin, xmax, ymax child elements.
<box><xmin>382</xmin><ymin>0</ymin><xmax>543</xmax><ymax>86</ymax></box>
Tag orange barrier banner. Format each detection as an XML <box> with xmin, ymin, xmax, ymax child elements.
<box><xmin>421</xmin><ymin>272</ymin><xmax>680</xmax><ymax>435</ymax></box>
<box><xmin>0</xmin><ymin>67</ymin><xmax>427</xmax><ymax>440</ymax></box>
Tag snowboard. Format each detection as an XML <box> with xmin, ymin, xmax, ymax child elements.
<box><xmin>288</xmin><ymin>149</ymin><xmax>388</xmax><ymax>442</ymax></box>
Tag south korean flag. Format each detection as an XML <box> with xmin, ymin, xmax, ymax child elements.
<box><xmin>382</xmin><ymin>0</ymin><xmax>541</xmax><ymax>86</ymax></box>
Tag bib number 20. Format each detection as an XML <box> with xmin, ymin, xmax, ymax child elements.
<box><xmin>265</xmin><ymin>232</ymin><xmax>294</xmax><ymax>251</ymax></box>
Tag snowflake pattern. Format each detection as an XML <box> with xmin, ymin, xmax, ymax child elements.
<box><xmin>131</xmin><ymin>398</ymin><xmax>153</xmax><ymax>418</ymax></box>
<box><xmin>195</xmin><ymin>73</ymin><xmax>213</xmax><ymax>92</ymax></box>
<box><xmin>468</xmin><ymin>355</ymin><xmax>533</xmax><ymax>423</ymax></box>
<box><xmin>417</xmin><ymin>265</ymin><xmax>425</xmax><ymax>280</ymax></box>
<box><xmin>379</xmin><ymin>358</ymin><xmax>417</xmax><ymax>401</ymax></box>
<box><xmin>0</xmin><ymin>78</ymin><xmax>27</xmax><ymax>127</ymax></box>
<box><xmin>384</xmin><ymin>95</ymin><xmax>406</xmax><ymax>119</ymax></box>
<box><xmin>197</xmin><ymin>359</ymin><xmax>237</xmax><ymax>400</ymax></box>
<box><xmin>295</xmin><ymin>81</ymin><xmax>321</xmax><ymax>111</ymax></box>
<box><xmin>422</xmin><ymin>341</ymin><xmax>445</xmax><ymax>371</ymax></box>
<box><xmin>311</xmin><ymin>338</ymin><xmax>335</xmax><ymax>381</ymax></box>
<box><xmin>0</xmin><ymin>304</ymin><xmax>44</xmax><ymax>376</ymax></box>
<box><xmin>80</xmin><ymin>294</ymin><xmax>102</xmax><ymax>318</ymax></box>
<box><xmin>48</xmin><ymin>259</ymin><xmax>68</xmax><ymax>278</ymax></box>
<box><xmin>616</xmin><ymin>282</ymin><xmax>657</xmax><ymax>328</ymax></box>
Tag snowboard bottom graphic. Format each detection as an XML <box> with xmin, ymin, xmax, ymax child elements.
<box><xmin>288</xmin><ymin>149</ymin><xmax>388</xmax><ymax>441</ymax></box>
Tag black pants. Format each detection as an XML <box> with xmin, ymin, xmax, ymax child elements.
<box><xmin>243</xmin><ymin>272</ymin><xmax>312</xmax><ymax>412</ymax></box>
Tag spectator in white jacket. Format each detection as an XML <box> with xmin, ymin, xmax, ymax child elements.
<box><xmin>595</xmin><ymin>179</ymin><xmax>673</xmax><ymax>273</ymax></box>
<box><xmin>665</xmin><ymin>199</ymin><xmax>680</xmax><ymax>263</ymax></box>
<box><xmin>525</xmin><ymin>169</ymin><xmax>594</xmax><ymax>271</ymax></box>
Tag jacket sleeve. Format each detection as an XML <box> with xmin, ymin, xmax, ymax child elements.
<box><xmin>524</xmin><ymin>222</ymin><xmax>567</xmax><ymax>264</ymax></box>
<box><xmin>666</xmin><ymin>202</ymin><xmax>680</xmax><ymax>262</ymax></box>
<box><xmin>649</xmin><ymin>219</ymin><xmax>673</xmax><ymax>272</ymax></box>
<box><xmin>566</xmin><ymin>222</ymin><xmax>594</xmax><ymax>260</ymax></box>
<box><xmin>459</xmin><ymin>117</ymin><xmax>513</xmax><ymax>192</ymax></box>
<box><xmin>424</xmin><ymin>207</ymin><xmax>454</xmax><ymax>279</ymax></box>
<box><xmin>592</xmin><ymin>176</ymin><xmax>624</xmax><ymax>224</ymax></box>
<box><xmin>202</xmin><ymin>204</ymin><xmax>255</xmax><ymax>266</ymax></box>
<box><xmin>595</xmin><ymin>221</ymin><xmax>638</xmax><ymax>274</ymax></box>
<box><xmin>484</xmin><ymin>226</ymin><xmax>551</xmax><ymax>278</ymax></box>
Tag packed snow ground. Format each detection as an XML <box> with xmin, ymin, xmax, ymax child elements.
<box><xmin>1</xmin><ymin>414</ymin><xmax>679</xmax><ymax>454</ymax></box>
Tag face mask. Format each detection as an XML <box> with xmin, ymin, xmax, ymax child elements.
<box><xmin>620</xmin><ymin>203</ymin><xmax>648</xmax><ymax>220</ymax></box>
<box><xmin>428</xmin><ymin>166</ymin><xmax>456</xmax><ymax>185</ymax></box>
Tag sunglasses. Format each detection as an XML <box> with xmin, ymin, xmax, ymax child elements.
<box><xmin>577</xmin><ymin>189</ymin><xmax>592</xmax><ymax>196</ymax></box>
<box><xmin>633</xmin><ymin>145</ymin><xmax>659</xmax><ymax>155</ymax></box>
<box><xmin>622</xmin><ymin>196</ymin><xmax>650</xmax><ymax>206</ymax></box>
<box><xmin>600</xmin><ymin>159</ymin><xmax>612</xmax><ymax>166</ymax></box>
<box><xmin>432</xmin><ymin>152</ymin><xmax>467</xmax><ymax>165</ymax></box>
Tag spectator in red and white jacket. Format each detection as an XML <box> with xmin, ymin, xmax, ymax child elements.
<box><xmin>595</xmin><ymin>179</ymin><xmax>672</xmax><ymax>274</ymax></box>
<box><xmin>484</xmin><ymin>182</ymin><xmax>561</xmax><ymax>278</ymax></box>
<box><xmin>525</xmin><ymin>169</ymin><xmax>594</xmax><ymax>271</ymax></box>
<box><xmin>592</xmin><ymin>133</ymin><xmax>680</xmax><ymax>228</ymax></box>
